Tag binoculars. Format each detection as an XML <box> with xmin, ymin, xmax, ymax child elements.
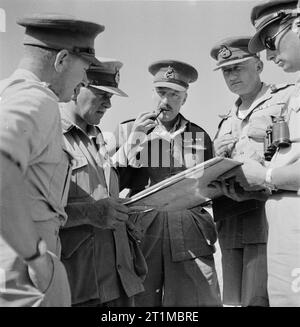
<box><xmin>264</xmin><ymin>116</ymin><xmax>291</xmax><ymax>161</ymax></box>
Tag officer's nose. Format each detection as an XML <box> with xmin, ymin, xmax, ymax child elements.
<box><xmin>161</xmin><ymin>96</ymin><xmax>168</xmax><ymax>105</ymax></box>
<box><xmin>104</xmin><ymin>97</ymin><xmax>112</xmax><ymax>109</ymax></box>
<box><xmin>228</xmin><ymin>71</ymin><xmax>238</xmax><ymax>81</ymax></box>
<box><xmin>81</xmin><ymin>72</ymin><xmax>89</xmax><ymax>87</ymax></box>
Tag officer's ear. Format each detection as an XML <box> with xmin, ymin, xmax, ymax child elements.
<box><xmin>71</xmin><ymin>82</ymin><xmax>84</xmax><ymax>102</ymax></box>
<box><xmin>182</xmin><ymin>91</ymin><xmax>187</xmax><ymax>105</ymax></box>
<box><xmin>54</xmin><ymin>49</ymin><xmax>70</xmax><ymax>73</ymax></box>
<box><xmin>256</xmin><ymin>58</ymin><xmax>264</xmax><ymax>74</ymax></box>
<box><xmin>292</xmin><ymin>17</ymin><xmax>300</xmax><ymax>38</ymax></box>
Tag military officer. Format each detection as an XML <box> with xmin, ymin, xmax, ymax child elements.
<box><xmin>210</xmin><ymin>36</ymin><xmax>294</xmax><ymax>306</ymax></box>
<box><xmin>111</xmin><ymin>60</ymin><xmax>222</xmax><ymax>307</ymax></box>
<box><xmin>59</xmin><ymin>58</ymin><xmax>147</xmax><ymax>307</ymax></box>
<box><xmin>0</xmin><ymin>13</ymin><xmax>104</xmax><ymax>307</ymax></box>
<box><xmin>224</xmin><ymin>0</ymin><xmax>300</xmax><ymax>306</ymax></box>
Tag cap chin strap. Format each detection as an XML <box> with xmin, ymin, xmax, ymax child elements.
<box><xmin>292</xmin><ymin>16</ymin><xmax>300</xmax><ymax>34</ymax></box>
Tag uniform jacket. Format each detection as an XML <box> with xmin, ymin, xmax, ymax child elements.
<box><xmin>112</xmin><ymin>113</ymin><xmax>217</xmax><ymax>261</ymax></box>
<box><xmin>212</xmin><ymin>82</ymin><xmax>295</xmax><ymax>248</ymax></box>
<box><xmin>59</xmin><ymin>109</ymin><xmax>146</xmax><ymax>305</ymax></box>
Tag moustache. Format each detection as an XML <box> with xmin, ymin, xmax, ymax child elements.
<box><xmin>158</xmin><ymin>104</ymin><xmax>172</xmax><ymax>111</ymax></box>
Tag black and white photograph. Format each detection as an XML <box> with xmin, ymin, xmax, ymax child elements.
<box><xmin>0</xmin><ymin>0</ymin><xmax>300</xmax><ymax>314</ymax></box>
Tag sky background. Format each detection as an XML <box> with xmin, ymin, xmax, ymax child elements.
<box><xmin>0</xmin><ymin>0</ymin><xmax>298</xmax><ymax>139</ymax></box>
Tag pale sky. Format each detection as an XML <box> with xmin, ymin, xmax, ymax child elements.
<box><xmin>0</xmin><ymin>0</ymin><xmax>298</xmax><ymax>139</ymax></box>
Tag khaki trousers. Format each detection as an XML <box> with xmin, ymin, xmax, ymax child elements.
<box><xmin>221</xmin><ymin>244</ymin><xmax>269</xmax><ymax>306</ymax></box>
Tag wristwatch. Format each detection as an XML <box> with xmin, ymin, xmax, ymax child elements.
<box><xmin>25</xmin><ymin>237</ymin><xmax>47</xmax><ymax>262</ymax></box>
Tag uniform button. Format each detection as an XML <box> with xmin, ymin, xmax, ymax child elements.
<box><xmin>155</xmin><ymin>289</ymin><xmax>160</xmax><ymax>293</ymax></box>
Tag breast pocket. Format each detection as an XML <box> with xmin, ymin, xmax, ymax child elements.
<box><xmin>68</xmin><ymin>155</ymin><xmax>91</xmax><ymax>200</ymax></box>
<box><xmin>46</xmin><ymin>146</ymin><xmax>72</xmax><ymax>210</ymax></box>
<box><xmin>218</xmin><ymin>118</ymin><xmax>233</xmax><ymax>136</ymax></box>
<box><xmin>247</xmin><ymin>115</ymin><xmax>274</xmax><ymax>140</ymax></box>
<box><xmin>247</xmin><ymin>103</ymin><xmax>284</xmax><ymax>140</ymax></box>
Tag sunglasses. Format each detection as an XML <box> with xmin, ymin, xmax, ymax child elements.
<box><xmin>263</xmin><ymin>23</ymin><xmax>292</xmax><ymax>50</ymax></box>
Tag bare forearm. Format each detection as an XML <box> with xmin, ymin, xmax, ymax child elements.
<box><xmin>0</xmin><ymin>152</ymin><xmax>39</xmax><ymax>260</ymax></box>
<box><xmin>272</xmin><ymin>161</ymin><xmax>300</xmax><ymax>191</ymax></box>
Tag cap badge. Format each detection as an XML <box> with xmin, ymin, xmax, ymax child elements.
<box><xmin>218</xmin><ymin>46</ymin><xmax>232</xmax><ymax>59</ymax></box>
<box><xmin>165</xmin><ymin>66</ymin><xmax>175</xmax><ymax>79</ymax></box>
<box><xmin>115</xmin><ymin>71</ymin><xmax>120</xmax><ymax>84</ymax></box>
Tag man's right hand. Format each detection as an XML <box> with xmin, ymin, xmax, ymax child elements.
<box><xmin>214</xmin><ymin>134</ymin><xmax>238</xmax><ymax>157</ymax></box>
<box><xmin>89</xmin><ymin>197</ymin><xmax>129</xmax><ymax>229</ymax></box>
<box><xmin>131</xmin><ymin>112</ymin><xmax>157</xmax><ymax>135</ymax></box>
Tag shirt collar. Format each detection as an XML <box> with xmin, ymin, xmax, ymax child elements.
<box><xmin>233</xmin><ymin>82</ymin><xmax>268</xmax><ymax>117</ymax></box>
<box><xmin>153</xmin><ymin>113</ymin><xmax>189</xmax><ymax>138</ymax></box>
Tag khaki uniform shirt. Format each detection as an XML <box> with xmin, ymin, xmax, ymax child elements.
<box><xmin>0</xmin><ymin>69</ymin><xmax>72</xmax><ymax>306</ymax></box>
<box><xmin>213</xmin><ymin>83</ymin><xmax>295</xmax><ymax>248</ymax></box>
<box><xmin>0</xmin><ymin>69</ymin><xmax>71</xmax><ymax>224</ymax></box>
<box><xmin>59</xmin><ymin>108</ymin><xmax>146</xmax><ymax>304</ymax></box>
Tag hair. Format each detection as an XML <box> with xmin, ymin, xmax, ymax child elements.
<box><xmin>23</xmin><ymin>45</ymin><xmax>59</xmax><ymax>67</ymax></box>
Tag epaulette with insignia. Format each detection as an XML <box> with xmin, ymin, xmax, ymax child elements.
<box><xmin>218</xmin><ymin>113</ymin><xmax>230</xmax><ymax>120</ymax></box>
<box><xmin>217</xmin><ymin>111</ymin><xmax>231</xmax><ymax>129</ymax></box>
<box><xmin>218</xmin><ymin>109</ymin><xmax>231</xmax><ymax>120</ymax></box>
<box><xmin>270</xmin><ymin>83</ymin><xmax>294</xmax><ymax>93</ymax></box>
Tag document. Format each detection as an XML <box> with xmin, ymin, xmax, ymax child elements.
<box><xmin>124</xmin><ymin>157</ymin><xmax>242</xmax><ymax>211</ymax></box>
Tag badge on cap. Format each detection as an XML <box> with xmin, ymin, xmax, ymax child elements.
<box><xmin>115</xmin><ymin>71</ymin><xmax>120</xmax><ymax>85</ymax></box>
<box><xmin>165</xmin><ymin>66</ymin><xmax>175</xmax><ymax>79</ymax></box>
<box><xmin>218</xmin><ymin>46</ymin><xmax>232</xmax><ymax>59</ymax></box>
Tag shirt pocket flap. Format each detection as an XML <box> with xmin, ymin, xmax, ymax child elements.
<box><xmin>60</xmin><ymin>225</ymin><xmax>93</xmax><ymax>259</ymax></box>
<box><xmin>247</xmin><ymin>116</ymin><xmax>273</xmax><ymax>139</ymax></box>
